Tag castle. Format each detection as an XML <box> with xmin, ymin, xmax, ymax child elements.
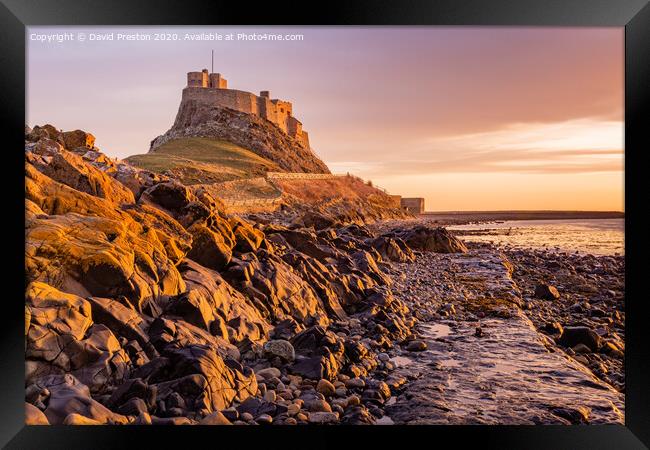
<box><xmin>184</xmin><ymin>69</ymin><xmax>310</xmax><ymax>148</ymax></box>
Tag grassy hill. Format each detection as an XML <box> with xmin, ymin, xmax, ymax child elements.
<box><xmin>126</xmin><ymin>137</ymin><xmax>282</xmax><ymax>185</ymax></box>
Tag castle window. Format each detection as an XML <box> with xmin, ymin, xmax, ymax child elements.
<box><xmin>280</xmin><ymin>108</ymin><xmax>284</xmax><ymax>113</ymax></box>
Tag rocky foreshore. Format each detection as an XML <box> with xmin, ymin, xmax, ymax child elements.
<box><xmin>504</xmin><ymin>247</ymin><xmax>625</xmax><ymax>391</ymax></box>
<box><xmin>24</xmin><ymin>124</ymin><xmax>466</xmax><ymax>426</ymax></box>
<box><xmin>24</xmin><ymin>125</ymin><xmax>625</xmax><ymax>426</ymax></box>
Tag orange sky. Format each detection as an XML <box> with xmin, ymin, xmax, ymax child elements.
<box><xmin>27</xmin><ymin>27</ymin><xmax>624</xmax><ymax>211</ymax></box>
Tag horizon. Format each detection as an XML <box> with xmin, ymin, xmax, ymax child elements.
<box><xmin>27</xmin><ymin>26</ymin><xmax>624</xmax><ymax>212</ymax></box>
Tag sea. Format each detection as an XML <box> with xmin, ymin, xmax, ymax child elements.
<box><xmin>447</xmin><ymin>218</ymin><xmax>624</xmax><ymax>256</ymax></box>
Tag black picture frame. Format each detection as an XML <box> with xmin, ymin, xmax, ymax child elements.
<box><xmin>2</xmin><ymin>0</ymin><xmax>648</xmax><ymax>448</ymax></box>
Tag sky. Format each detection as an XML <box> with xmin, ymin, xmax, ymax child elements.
<box><xmin>27</xmin><ymin>26</ymin><xmax>624</xmax><ymax>211</ymax></box>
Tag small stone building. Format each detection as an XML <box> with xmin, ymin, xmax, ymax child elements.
<box><xmin>401</xmin><ymin>197</ymin><xmax>425</xmax><ymax>214</ymax></box>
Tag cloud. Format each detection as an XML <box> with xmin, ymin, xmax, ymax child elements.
<box><xmin>328</xmin><ymin>118</ymin><xmax>624</xmax><ymax>176</ymax></box>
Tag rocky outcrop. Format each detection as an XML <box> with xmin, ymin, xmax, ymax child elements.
<box><xmin>392</xmin><ymin>226</ymin><xmax>468</xmax><ymax>253</ymax></box>
<box><xmin>150</xmin><ymin>105</ymin><xmax>330</xmax><ymax>174</ymax></box>
<box><xmin>24</xmin><ymin>125</ymin><xmax>454</xmax><ymax>426</ymax></box>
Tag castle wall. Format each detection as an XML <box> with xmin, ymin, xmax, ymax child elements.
<box><xmin>183</xmin><ymin>87</ymin><xmax>259</xmax><ymax>115</ymax></box>
<box><xmin>182</xmin><ymin>73</ymin><xmax>311</xmax><ymax>148</ymax></box>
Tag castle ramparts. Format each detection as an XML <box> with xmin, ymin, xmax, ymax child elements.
<box><xmin>184</xmin><ymin>69</ymin><xmax>310</xmax><ymax>149</ymax></box>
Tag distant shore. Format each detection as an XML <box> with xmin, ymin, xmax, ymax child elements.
<box><xmin>418</xmin><ymin>210</ymin><xmax>624</xmax><ymax>225</ymax></box>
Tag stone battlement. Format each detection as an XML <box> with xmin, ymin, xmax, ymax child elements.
<box><xmin>185</xmin><ymin>69</ymin><xmax>310</xmax><ymax>149</ymax></box>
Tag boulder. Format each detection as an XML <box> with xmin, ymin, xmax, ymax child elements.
<box><xmin>534</xmin><ymin>283</ymin><xmax>561</xmax><ymax>300</ymax></box>
<box><xmin>290</xmin><ymin>354</ymin><xmax>339</xmax><ymax>381</ymax></box>
<box><xmin>308</xmin><ymin>411</ymin><xmax>339</xmax><ymax>424</ymax></box>
<box><xmin>86</xmin><ymin>296</ymin><xmax>150</xmax><ymax>351</ymax></box>
<box><xmin>173</xmin><ymin>259</ymin><xmax>269</xmax><ymax>343</ymax></box>
<box><xmin>199</xmin><ymin>411</ymin><xmax>232</xmax><ymax>425</ymax></box>
<box><xmin>263</xmin><ymin>340</ymin><xmax>296</xmax><ymax>362</ymax></box>
<box><xmin>162</xmin><ymin>345</ymin><xmax>258</xmax><ymax>413</ymax></box>
<box><xmin>223</xmin><ymin>251</ymin><xmax>328</xmax><ymax>326</ymax></box>
<box><xmin>25</xmin><ymin>283</ymin><xmax>130</xmax><ymax>393</ymax></box>
<box><xmin>25</xmin><ymin>403</ymin><xmax>49</xmax><ymax>425</ymax></box>
<box><xmin>61</xmin><ymin>129</ymin><xmax>95</xmax><ymax>150</ymax></box>
<box><xmin>558</xmin><ymin>327</ymin><xmax>601</xmax><ymax>352</ymax></box>
<box><xmin>36</xmin><ymin>374</ymin><xmax>129</xmax><ymax>425</ymax></box>
<box><xmin>370</xmin><ymin>236</ymin><xmax>415</xmax><ymax>263</ymax></box>
<box><xmin>29</xmin><ymin>145</ymin><xmax>134</xmax><ymax>205</ymax></box>
<box><xmin>25</xmin><ymin>191</ymin><xmax>187</xmax><ymax>314</ymax></box>
<box><xmin>186</xmin><ymin>224</ymin><xmax>232</xmax><ymax>271</ymax></box>
<box><xmin>397</xmin><ymin>226</ymin><xmax>467</xmax><ymax>253</ymax></box>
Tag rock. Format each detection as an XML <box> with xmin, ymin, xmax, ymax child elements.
<box><xmin>106</xmin><ymin>378</ymin><xmax>156</xmax><ymax>411</ymax></box>
<box><xmin>25</xmin><ymin>283</ymin><xmax>131</xmax><ymax>393</ymax></box>
<box><xmin>341</xmin><ymin>405</ymin><xmax>376</xmax><ymax>425</ymax></box>
<box><xmin>300</xmin><ymin>211</ymin><xmax>339</xmax><ymax>230</ymax></box>
<box><xmin>572</xmin><ymin>343</ymin><xmax>592</xmax><ymax>354</ymax></box>
<box><xmin>551</xmin><ymin>406</ymin><xmax>591</xmax><ymax>424</ymax></box>
<box><xmin>36</xmin><ymin>374</ymin><xmax>129</xmax><ymax>425</ymax></box>
<box><xmin>542</xmin><ymin>322</ymin><xmax>563</xmax><ymax>336</ymax></box>
<box><xmin>308</xmin><ymin>411</ymin><xmax>339</xmax><ymax>424</ymax></box>
<box><xmin>229</xmin><ymin>217</ymin><xmax>266</xmax><ymax>253</ymax></box>
<box><xmin>223</xmin><ymin>251</ymin><xmax>328</xmax><ymax>326</ymax></box>
<box><xmin>306</xmin><ymin>398</ymin><xmax>332</xmax><ymax>413</ymax></box>
<box><xmin>116</xmin><ymin>397</ymin><xmax>148</xmax><ymax>416</ymax></box>
<box><xmin>344</xmin><ymin>378</ymin><xmax>365</xmax><ymax>389</ymax></box>
<box><xmin>601</xmin><ymin>341</ymin><xmax>624</xmax><ymax>358</ymax></box>
<box><xmin>290</xmin><ymin>355</ymin><xmax>339</xmax><ymax>381</ymax></box>
<box><xmin>236</xmin><ymin>397</ymin><xmax>277</xmax><ymax>417</ymax></box>
<box><xmin>264</xmin><ymin>390</ymin><xmax>277</xmax><ymax>402</ymax></box>
<box><xmin>175</xmin><ymin>259</ymin><xmax>269</xmax><ymax>344</ymax></box>
<box><xmin>397</xmin><ymin>226</ymin><xmax>468</xmax><ymax>253</ymax></box>
<box><xmin>558</xmin><ymin>327</ymin><xmax>601</xmax><ymax>352</ymax></box>
<box><xmin>257</xmin><ymin>367</ymin><xmax>282</xmax><ymax>380</ymax></box>
<box><xmin>29</xmin><ymin>144</ymin><xmax>134</xmax><ymax>205</ymax></box>
<box><xmin>86</xmin><ymin>296</ymin><xmax>150</xmax><ymax>352</ymax></box>
<box><xmin>63</xmin><ymin>413</ymin><xmax>103</xmax><ymax>425</ymax></box>
<box><xmin>371</xmin><ymin>236</ymin><xmax>415</xmax><ymax>263</ymax></box>
<box><xmin>25</xmin><ymin>403</ymin><xmax>49</xmax><ymax>425</ymax></box>
<box><xmin>199</xmin><ymin>411</ymin><xmax>232</xmax><ymax>425</ymax></box>
<box><xmin>287</xmin><ymin>403</ymin><xmax>301</xmax><ymax>416</ymax></box>
<box><xmin>316</xmin><ymin>379</ymin><xmax>336</xmax><ymax>397</ymax></box>
<box><xmin>534</xmin><ymin>283</ymin><xmax>561</xmax><ymax>300</ymax></box>
<box><xmin>263</xmin><ymin>340</ymin><xmax>296</xmax><ymax>362</ymax></box>
<box><xmin>186</xmin><ymin>224</ymin><xmax>232</xmax><ymax>271</ymax></box>
<box><xmin>347</xmin><ymin>395</ymin><xmax>361</xmax><ymax>406</ymax></box>
<box><xmin>61</xmin><ymin>129</ymin><xmax>95</xmax><ymax>150</ymax></box>
<box><xmin>407</xmin><ymin>340</ymin><xmax>427</xmax><ymax>352</ymax></box>
<box><xmin>240</xmin><ymin>412</ymin><xmax>254</xmax><ymax>422</ymax></box>
<box><xmin>256</xmin><ymin>413</ymin><xmax>273</xmax><ymax>425</ymax></box>
<box><xmin>160</xmin><ymin>345</ymin><xmax>258</xmax><ymax>413</ymax></box>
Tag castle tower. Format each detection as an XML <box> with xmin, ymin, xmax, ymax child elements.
<box><xmin>209</xmin><ymin>73</ymin><xmax>227</xmax><ymax>89</ymax></box>
<box><xmin>187</xmin><ymin>70</ymin><xmax>208</xmax><ymax>87</ymax></box>
<box><xmin>260</xmin><ymin>91</ymin><xmax>270</xmax><ymax>98</ymax></box>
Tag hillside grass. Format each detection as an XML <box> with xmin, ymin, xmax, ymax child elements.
<box><xmin>126</xmin><ymin>137</ymin><xmax>281</xmax><ymax>185</ymax></box>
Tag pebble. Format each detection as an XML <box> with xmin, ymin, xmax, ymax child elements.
<box><xmin>316</xmin><ymin>379</ymin><xmax>336</xmax><ymax>396</ymax></box>
<box><xmin>256</xmin><ymin>414</ymin><xmax>273</xmax><ymax>425</ymax></box>
<box><xmin>264</xmin><ymin>390</ymin><xmax>277</xmax><ymax>402</ymax></box>
<box><xmin>257</xmin><ymin>367</ymin><xmax>282</xmax><ymax>379</ymax></box>
<box><xmin>345</xmin><ymin>378</ymin><xmax>366</xmax><ymax>389</ymax></box>
<box><xmin>407</xmin><ymin>340</ymin><xmax>427</xmax><ymax>352</ymax></box>
<box><xmin>308</xmin><ymin>412</ymin><xmax>339</xmax><ymax>424</ymax></box>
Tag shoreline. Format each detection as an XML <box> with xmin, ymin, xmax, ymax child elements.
<box><xmin>416</xmin><ymin>210</ymin><xmax>624</xmax><ymax>225</ymax></box>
